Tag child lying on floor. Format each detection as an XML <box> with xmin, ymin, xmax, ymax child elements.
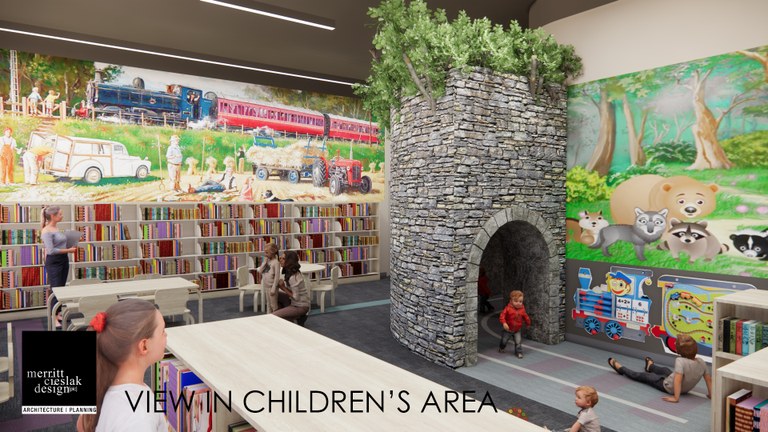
<box><xmin>608</xmin><ymin>334</ymin><xmax>711</xmax><ymax>403</ymax></box>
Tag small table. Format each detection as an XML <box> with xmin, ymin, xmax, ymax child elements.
<box><xmin>298</xmin><ymin>261</ymin><xmax>326</xmax><ymax>290</ymax></box>
<box><xmin>49</xmin><ymin>277</ymin><xmax>201</xmax><ymax>330</ymax></box>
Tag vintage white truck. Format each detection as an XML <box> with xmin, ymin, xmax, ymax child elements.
<box><xmin>30</xmin><ymin>132</ymin><xmax>151</xmax><ymax>184</ymax></box>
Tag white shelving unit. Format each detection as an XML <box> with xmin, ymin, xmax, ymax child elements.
<box><xmin>711</xmin><ymin>289</ymin><xmax>768</xmax><ymax>432</ymax></box>
<box><xmin>0</xmin><ymin>201</ymin><xmax>380</xmax><ymax>317</ymax></box>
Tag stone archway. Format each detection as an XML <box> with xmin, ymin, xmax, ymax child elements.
<box><xmin>464</xmin><ymin>206</ymin><xmax>563</xmax><ymax>366</ymax></box>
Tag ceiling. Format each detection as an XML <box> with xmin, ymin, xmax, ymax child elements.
<box><xmin>0</xmin><ymin>0</ymin><xmax>613</xmax><ymax>97</ymax></box>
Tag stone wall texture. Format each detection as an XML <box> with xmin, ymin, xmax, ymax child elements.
<box><xmin>389</xmin><ymin>68</ymin><xmax>568</xmax><ymax>368</ymax></box>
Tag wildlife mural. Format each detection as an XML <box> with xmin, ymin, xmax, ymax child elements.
<box><xmin>566</xmin><ymin>44</ymin><xmax>768</xmax><ymax>279</ymax></box>
<box><xmin>565</xmin><ymin>45</ymin><xmax>768</xmax><ymax>352</ymax></box>
<box><xmin>0</xmin><ymin>49</ymin><xmax>385</xmax><ymax>204</ymax></box>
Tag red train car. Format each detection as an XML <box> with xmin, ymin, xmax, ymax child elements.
<box><xmin>215</xmin><ymin>97</ymin><xmax>378</xmax><ymax>143</ymax></box>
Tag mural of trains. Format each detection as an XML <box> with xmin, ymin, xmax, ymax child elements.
<box><xmin>82</xmin><ymin>80</ymin><xmax>379</xmax><ymax>143</ymax></box>
<box><xmin>572</xmin><ymin>266</ymin><xmax>653</xmax><ymax>342</ymax></box>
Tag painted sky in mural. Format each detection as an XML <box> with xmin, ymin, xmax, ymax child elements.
<box><xmin>0</xmin><ymin>49</ymin><xmax>384</xmax><ymax>204</ymax></box>
<box><xmin>565</xmin><ymin>45</ymin><xmax>768</xmax><ymax>280</ymax></box>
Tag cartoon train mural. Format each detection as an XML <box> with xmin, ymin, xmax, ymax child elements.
<box><xmin>572</xmin><ymin>266</ymin><xmax>653</xmax><ymax>342</ymax></box>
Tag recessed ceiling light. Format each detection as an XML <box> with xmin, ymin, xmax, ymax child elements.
<box><xmin>0</xmin><ymin>25</ymin><xmax>354</xmax><ymax>86</ymax></box>
<box><xmin>200</xmin><ymin>0</ymin><xmax>335</xmax><ymax>31</ymax></box>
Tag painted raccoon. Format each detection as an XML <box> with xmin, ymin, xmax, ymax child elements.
<box><xmin>658</xmin><ymin>219</ymin><xmax>728</xmax><ymax>263</ymax></box>
<box><xmin>730</xmin><ymin>229</ymin><xmax>768</xmax><ymax>260</ymax></box>
<box><xmin>590</xmin><ymin>207</ymin><xmax>668</xmax><ymax>261</ymax></box>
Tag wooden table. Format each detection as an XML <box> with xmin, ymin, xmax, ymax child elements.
<box><xmin>165</xmin><ymin>315</ymin><xmax>547</xmax><ymax>431</ymax></box>
<box><xmin>49</xmin><ymin>277</ymin><xmax>201</xmax><ymax>330</ymax></box>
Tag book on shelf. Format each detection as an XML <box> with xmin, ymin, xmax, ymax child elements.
<box><xmin>719</xmin><ymin>316</ymin><xmax>734</xmax><ymax>352</ymax></box>
<box><xmin>720</xmin><ymin>317</ymin><xmax>768</xmax><ymax>355</ymax></box>
<box><xmin>761</xmin><ymin>401</ymin><xmax>768</xmax><ymax>432</ymax></box>
<box><xmin>735</xmin><ymin>396</ymin><xmax>763</xmax><ymax>432</ymax></box>
<box><xmin>726</xmin><ymin>388</ymin><xmax>752</xmax><ymax>432</ymax></box>
<box><xmin>228</xmin><ymin>421</ymin><xmax>256</xmax><ymax>432</ymax></box>
<box><xmin>754</xmin><ymin>399</ymin><xmax>768</xmax><ymax>432</ymax></box>
<box><xmin>167</xmin><ymin>360</ymin><xmax>204</xmax><ymax>432</ymax></box>
<box><xmin>184</xmin><ymin>382</ymin><xmax>213</xmax><ymax>432</ymax></box>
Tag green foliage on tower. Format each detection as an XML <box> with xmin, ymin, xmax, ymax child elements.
<box><xmin>354</xmin><ymin>0</ymin><xmax>583</xmax><ymax>134</ymax></box>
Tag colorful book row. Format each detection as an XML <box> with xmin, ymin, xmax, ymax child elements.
<box><xmin>337</xmin><ymin>217</ymin><xmax>375</xmax><ymax>231</ymax></box>
<box><xmin>74</xmin><ymin>244</ymin><xmax>131</xmax><ymax>262</ymax></box>
<box><xmin>139</xmin><ymin>259</ymin><xmax>192</xmax><ymax>276</ymax></box>
<box><xmin>75</xmin><ymin>203</ymin><xmax>121</xmax><ymax>222</ymax></box>
<box><xmin>0</xmin><ymin>204</ymin><xmax>42</xmax><ymax>223</ymax></box>
<box><xmin>143</xmin><ymin>207</ymin><xmax>200</xmax><ymax>221</ymax></box>
<box><xmin>0</xmin><ymin>287</ymin><xmax>47</xmax><ymax>310</ymax></box>
<box><xmin>200</xmin><ymin>241</ymin><xmax>254</xmax><ymax>255</ymax></box>
<box><xmin>718</xmin><ymin>317</ymin><xmax>768</xmax><ymax>356</ymax></box>
<box><xmin>197</xmin><ymin>203</ymin><xmax>245</xmax><ymax>220</ymax></box>
<box><xmin>1</xmin><ymin>267</ymin><xmax>48</xmax><ymax>287</ymax></box>
<box><xmin>199</xmin><ymin>255</ymin><xmax>239</xmax><ymax>272</ymax></box>
<box><xmin>199</xmin><ymin>221</ymin><xmax>245</xmax><ymax>237</ymax></box>
<box><xmin>141</xmin><ymin>222</ymin><xmax>182</xmax><ymax>240</ymax></box>
<box><xmin>75</xmin><ymin>266</ymin><xmax>139</xmax><ymax>281</ymax></box>
<box><xmin>78</xmin><ymin>224</ymin><xmax>132</xmax><ymax>242</ymax></box>
<box><xmin>1</xmin><ymin>229</ymin><xmax>39</xmax><ymax>245</ymax></box>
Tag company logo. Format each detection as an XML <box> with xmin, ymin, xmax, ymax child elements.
<box><xmin>22</xmin><ymin>331</ymin><xmax>96</xmax><ymax>414</ymax></box>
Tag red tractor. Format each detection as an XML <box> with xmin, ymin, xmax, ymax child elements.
<box><xmin>312</xmin><ymin>152</ymin><xmax>372</xmax><ymax>195</ymax></box>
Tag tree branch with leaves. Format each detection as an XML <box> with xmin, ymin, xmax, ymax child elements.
<box><xmin>354</xmin><ymin>0</ymin><xmax>583</xmax><ymax>135</ymax></box>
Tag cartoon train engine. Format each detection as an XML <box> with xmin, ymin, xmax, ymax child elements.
<box><xmin>572</xmin><ymin>266</ymin><xmax>653</xmax><ymax>342</ymax></box>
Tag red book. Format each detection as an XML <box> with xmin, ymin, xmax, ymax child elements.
<box><xmin>735</xmin><ymin>319</ymin><xmax>746</xmax><ymax>355</ymax></box>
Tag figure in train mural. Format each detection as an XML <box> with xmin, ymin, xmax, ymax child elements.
<box><xmin>565</xmin><ymin>44</ymin><xmax>768</xmax><ymax>279</ymax></box>
<box><xmin>0</xmin><ymin>49</ymin><xmax>385</xmax><ymax>204</ymax></box>
<box><xmin>572</xmin><ymin>266</ymin><xmax>652</xmax><ymax>342</ymax></box>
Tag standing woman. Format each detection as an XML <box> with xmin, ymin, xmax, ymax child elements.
<box><xmin>78</xmin><ymin>299</ymin><xmax>169</xmax><ymax>432</ymax></box>
<box><xmin>273</xmin><ymin>250</ymin><xmax>310</xmax><ymax>323</ymax></box>
<box><xmin>257</xmin><ymin>242</ymin><xmax>281</xmax><ymax>313</ymax></box>
<box><xmin>41</xmin><ymin>206</ymin><xmax>76</xmax><ymax>326</ymax></box>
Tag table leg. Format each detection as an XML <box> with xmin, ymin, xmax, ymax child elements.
<box><xmin>197</xmin><ymin>288</ymin><xmax>204</xmax><ymax>323</ymax></box>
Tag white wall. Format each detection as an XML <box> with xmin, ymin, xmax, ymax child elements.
<box><xmin>541</xmin><ymin>0</ymin><xmax>768</xmax><ymax>84</ymax></box>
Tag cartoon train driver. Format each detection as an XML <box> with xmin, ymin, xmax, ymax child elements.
<box><xmin>605</xmin><ymin>271</ymin><xmax>633</xmax><ymax>296</ymax></box>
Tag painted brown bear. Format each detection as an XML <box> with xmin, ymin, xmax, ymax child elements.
<box><xmin>609</xmin><ymin>175</ymin><xmax>718</xmax><ymax>225</ymax></box>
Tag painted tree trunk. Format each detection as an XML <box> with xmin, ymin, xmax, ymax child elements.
<box><xmin>622</xmin><ymin>94</ymin><xmax>647</xmax><ymax>166</ymax></box>
<box><xmin>689</xmin><ymin>72</ymin><xmax>734</xmax><ymax>170</ymax></box>
<box><xmin>585</xmin><ymin>87</ymin><xmax>616</xmax><ymax>176</ymax></box>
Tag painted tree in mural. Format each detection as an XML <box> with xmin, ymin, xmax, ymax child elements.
<box><xmin>680</xmin><ymin>50</ymin><xmax>765</xmax><ymax>170</ymax></box>
<box><xmin>0</xmin><ymin>50</ymin><xmax>121</xmax><ymax>106</ymax></box>
<box><xmin>583</xmin><ymin>85</ymin><xmax>615</xmax><ymax>176</ymax></box>
<box><xmin>739</xmin><ymin>47</ymin><xmax>768</xmax><ymax>83</ymax></box>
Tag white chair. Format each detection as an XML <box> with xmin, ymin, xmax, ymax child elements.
<box><xmin>237</xmin><ymin>266</ymin><xmax>263</xmax><ymax>313</ymax></box>
<box><xmin>61</xmin><ymin>278</ymin><xmax>103</xmax><ymax>329</ymax></box>
<box><xmin>67</xmin><ymin>294</ymin><xmax>120</xmax><ymax>331</ymax></box>
<box><xmin>155</xmin><ymin>288</ymin><xmax>195</xmax><ymax>325</ymax></box>
<box><xmin>312</xmin><ymin>266</ymin><xmax>339</xmax><ymax>313</ymax></box>
<box><xmin>0</xmin><ymin>322</ymin><xmax>14</xmax><ymax>404</ymax></box>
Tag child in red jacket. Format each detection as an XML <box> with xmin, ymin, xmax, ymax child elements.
<box><xmin>499</xmin><ymin>290</ymin><xmax>531</xmax><ymax>358</ymax></box>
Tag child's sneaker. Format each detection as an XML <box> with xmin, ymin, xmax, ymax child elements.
<box><xmin>517</xmin><ymin>352</ymin><xmax>523</xmax><ymax>359</ymax></box>
<box><xmin>498</xmin><ymin>347</ymin><xmax>505</xmax><ymax>353</ymax></box>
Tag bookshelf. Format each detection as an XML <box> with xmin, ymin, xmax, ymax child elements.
<box><xmin>0</xmin><ymin>201</ymin><xmax>380</xmax><ymax>316</ymax></box>
<box><xmin>711</xmin><ymin>289</ymin><xmax>768</xmax><ymax>432</ymax></box>
<box><xmin>0</xmin><ymin>204</ymin><xmax>62</xmax><ymax>314</ymax></box>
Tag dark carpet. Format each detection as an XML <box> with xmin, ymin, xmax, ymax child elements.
<box><xmin>0</xmin><ymin>277</ymin><xmax>609</xmax><ymax>431</ymax></box>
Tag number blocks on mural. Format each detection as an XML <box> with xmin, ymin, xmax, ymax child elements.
<box><xmin>650</xmin><ymin>275</ymin><xmax>756</xmax><ymax>358</ymax></box>
<box><xmin>572</xmin><ymin>266</ymin><xmax>653</xmax><ymax>342</ymax></box>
